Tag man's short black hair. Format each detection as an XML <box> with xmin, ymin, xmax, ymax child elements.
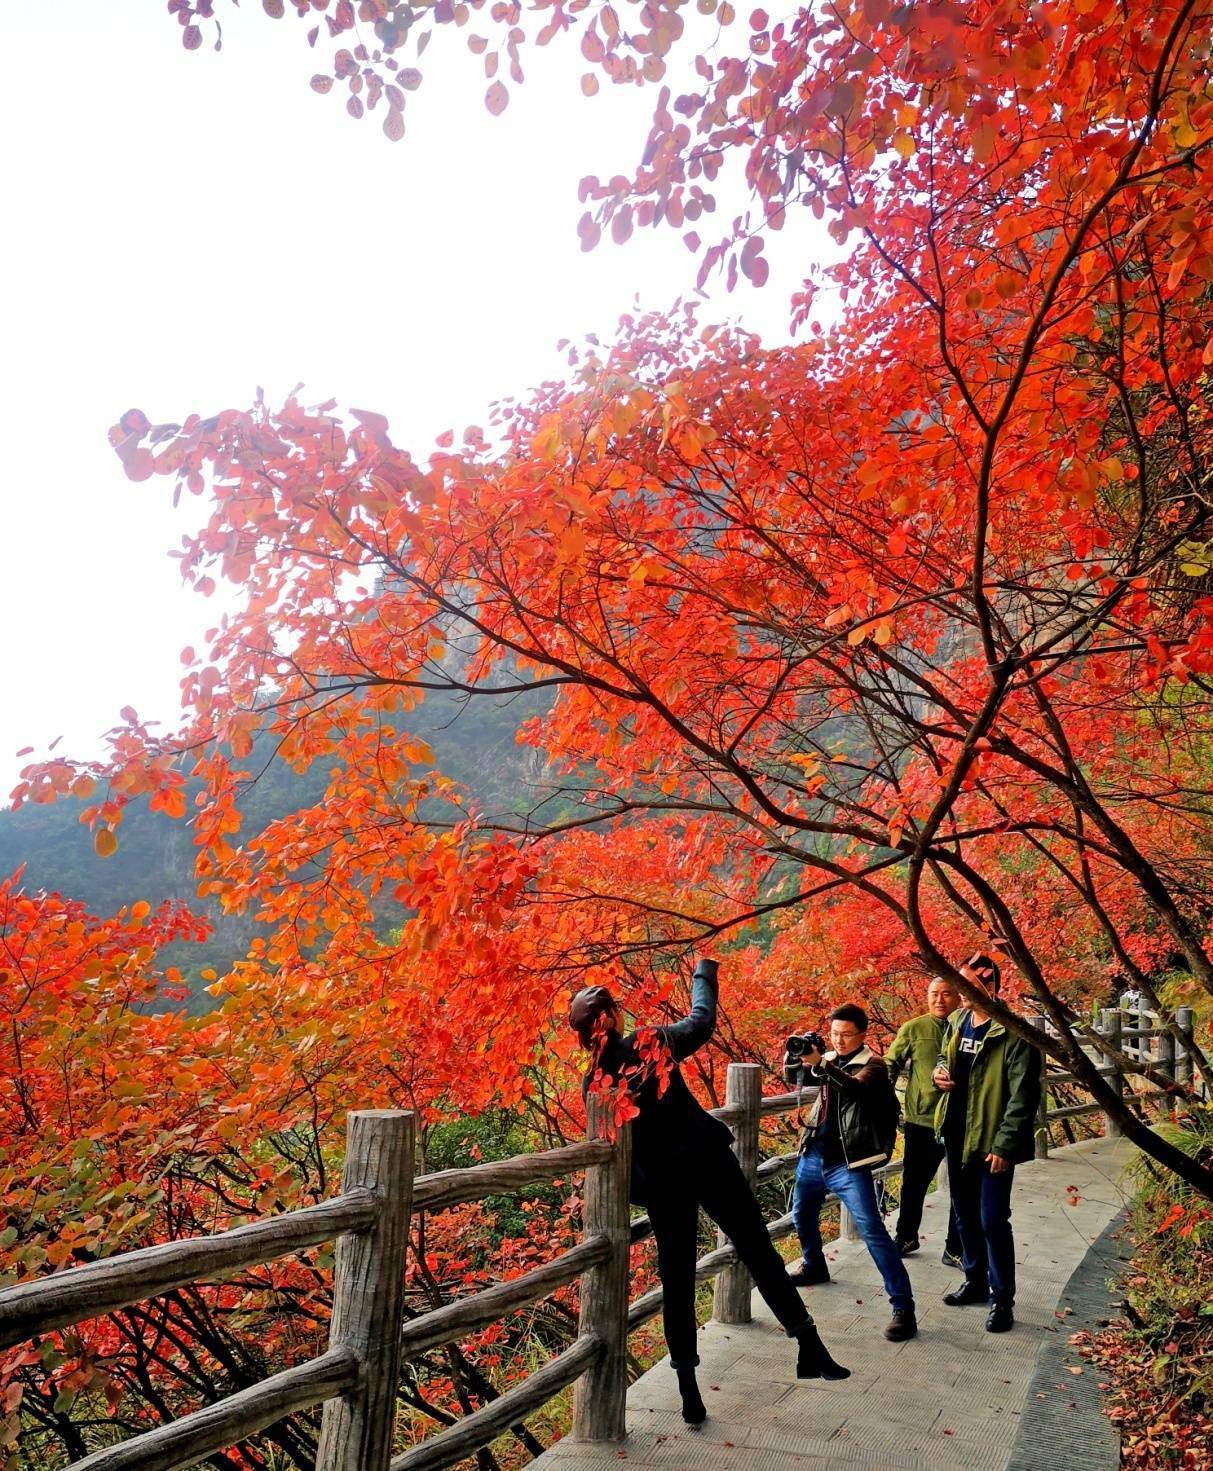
<box><xmin>966</xmin><ymin>953</ymin><xmax>1002</xmax><ymax>992</ymax></box>
<box><xmin>829</xmin><ymin>1003</ymin><xmax>869</xmax><ymax>1032</ymax></box>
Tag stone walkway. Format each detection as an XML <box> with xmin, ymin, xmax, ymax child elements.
<box><xmin>538</xmin><ymin>1136</ymin><xmax>1137</xmax><ymax>1471</ymax></box>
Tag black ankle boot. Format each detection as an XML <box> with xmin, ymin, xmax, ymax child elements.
<box><xmin>795</xmin><ymin>1320</ymin><xmax>851</xmax><ymax>1381</ymax></box>
<box><xmin>676</xmin><ymin>1367</ymin><xmax>707</xmax><ymax>1424</ymax></box>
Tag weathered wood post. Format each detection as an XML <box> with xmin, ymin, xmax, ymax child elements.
<box><xmin>713</xmin><ymin>1063</ymin><xmax>762</xmax><ymax>1325</ymax></box>
<box><xmin>1121</xmin><ymin>998</ymin><xmax>1140</xmax><ymax>1064</ymax></box>
<box><xmin>1157</xmin><ymin>1015</ymin><xmax>1177</xmax><ymax>1115</ymax></box>
<box><xmin>1026</xmin><ymin>1015</ymin><xmax>1050</xmax><ymax>1158</ymax></box>
<box><xmin>572</xmin><ymin>1094</ymin><xmax>632</xmax><ymax>1443</ymax></box>
<box><xmin>1099</xmin><ymin>1008</ymin><xmax>1125</xmax><ymax>1138</ymax></box>
<box><xmin>1176</xmin><ymin>1007</ymin><xmax>1195</xmax><ymax>1094</ymax></box>
<box><xmin>317</xmin><ymin>1110</ymin><xmax>414</xmax><ymax>1471</ymax></box>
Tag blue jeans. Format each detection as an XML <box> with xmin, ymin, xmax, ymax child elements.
<box><xmin>945</xmin><ymin>1143</ymin><xmax>1017</xmax><ymax>1307</ymax></box>
<box><xmin>794</xmin><ymin>1146</ymin><xmax>914</xmax><ymax>1313</ymax></box>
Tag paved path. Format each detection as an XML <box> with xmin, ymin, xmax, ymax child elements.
<box><xmin>538</xmin><ymin>1136</ymin><xmax>1136</xmax><ymax>1471</ymax></box>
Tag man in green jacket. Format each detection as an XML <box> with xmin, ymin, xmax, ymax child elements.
<box><xmin>933</xmin><ymin>953</ymin><xmax>1044</xmax><ymax>1333</ymax></box>
<box><xmin>886</xmin><ymin>975</ymin><xmax>963</xmax><ymax>1265</ymax></box>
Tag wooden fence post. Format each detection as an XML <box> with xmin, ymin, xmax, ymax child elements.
<box><xmin>1176</xmin><ymin>1007</ymin><xmax>1195</xmax><ymax>1094</ymax></box>
<box><xmin>1026</xmin><ymin>1015</ymin><xmax>1050</xmax><ymax>1158</ymax></box>
<box><xmin>1122</xmin><ymin>999</ymin><xmax>1141</xmax><ymax>1064</ymax></box>
<box><xmin>317</xmin><ymin>1110</ymin><xmax>414</xmax><ymax>1471</ymax></box>
<box><xmin>572</xmin><ymin>1094</ymin><xmax>632</xmax><ymax>1443</ymax></box>
<box><xmin>1099</xmin><ymin>1009</ymin><xmax>1125</xmax><ymax>1138</ymax></box>
<box><xmin>713</xmin><ymin>1063</ymin><xmax>762</xmax><ymax>1325</ymax></box>
<box><xmin>1157</xmin><ymin>1016</ymin><xmax>1176</xmax><ymax>1115</ymax></box>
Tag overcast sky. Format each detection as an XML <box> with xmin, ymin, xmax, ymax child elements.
<box><xmin>0</xmin><ymin>1</ymin><xmax>830</xmax><ymax>789</ymax></box>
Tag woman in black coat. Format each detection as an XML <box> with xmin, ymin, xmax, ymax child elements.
<box><xmin>569</xmin><ymin>957</ymin><xmax>848</xmax><ymax>1425</ymax></box>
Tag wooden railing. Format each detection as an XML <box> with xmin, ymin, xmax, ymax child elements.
<box><xmin>0</xmin><ymin>1071</ymin><xmax>870</xmax><ymax>1470</ymax></box>
<box><xmin>0</xmin><ymin>1009</ymin><xmax>1200</xmax><ymax>1470</ymax></box>
<box><xmin>1029</xmin><ymin>1003</ymin><xmax>1200</xmax><ymax>1156</ymax></box>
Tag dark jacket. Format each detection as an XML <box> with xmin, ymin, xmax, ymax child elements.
<box><xmin>783</xmin><ymin>1046</ymin><xmax>898</xmax><ymax>1170</ymax></box>
<box><xmin>934</xmin><ymin>1009</ymin><xmax>1043</xmax><ymax>1165</ymax></box>
<box><xmin>585</xmin><ymin>960</ymin><xmax>732</xmax><ymax>1204</ymax></box>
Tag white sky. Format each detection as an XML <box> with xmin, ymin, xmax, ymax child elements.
<box><xmin>0</xmin><ymin>0</ymin><xmax>830</xmax><ymax>789</ymax></box>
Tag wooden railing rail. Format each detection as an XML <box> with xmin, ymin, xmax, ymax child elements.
<box><xmin>411</xmin><ymin>1140</ymin><xmax>613</xmax><ymax>1214</ymax></box>
<box><xmin>390</xmin><ymin>1335</ymin><xmax>603</xmax><ymax>1471</ymax></box>
<box><xmin>1</xmin><ymin>1114</ymin><xmax>621</xmax><ymax>1471</ymax></box>
<box><xmin>0</xmin><ymin>1191</ymin><xmax>379</xmax><ymax>1355</ymax></box>
<box><xmin>69</xmin><ymin>1349</ymin><xmax>362</xmax><ymax>1471</ymax></box>
<box><xmin>7</xmin><ymin>1005</ymin><xmax>1202</xmax><ymax>1470</ymax></box>
<box><xmin>1028</xmin><ymin>1005</ymin><xmax>1200</xmax><ymax>1156</ymax></box>
<box><xmin>398</xmin><ymin>1237</ymin><xmax>612</xmax><ymax>1363</ymax></box>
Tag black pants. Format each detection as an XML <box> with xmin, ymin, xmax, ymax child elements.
<box><xmin>645</xmin><ymin>1145</ymin><xmax>810</xmax><ymax>1369</ymax></box>
<box><xmin>895</xmin><ymin>1122</ymin><xmax>961</xmax><ymax>1255</ymax></box>
<box><xmin>945</xmin><ymin>1142</ymin><xmax>1017</xmax><ymax>1307</ymax></box>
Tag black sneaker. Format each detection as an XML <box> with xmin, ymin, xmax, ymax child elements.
<box><xmin>941</xmin><ymin>1248</ymin><xmax>964</xmax><ymax>1270</ymax></box>
<box><xmin>986</xmin><ymin>1303</ymin><xmax>1014</xmax><ymax>1333</ymax></box>
<box><xmin>895</xmin><ymin>1237</ymin><xmax>920</xmax><ymax>1257</ymax></box>
<box><xmin>884</xmin><ymin>1309</ymin><xmax>918</xmax><ymax>1342</ymax></box>
<box><xmin>788</xmin><ymin>1259</ymin><xmax>831</xmax><ymax>1287</ymax></box>
<box><xmin>943</xmin><ymin>1279</ymin><xmax>989</xmax><ymax>1307</ymax></box>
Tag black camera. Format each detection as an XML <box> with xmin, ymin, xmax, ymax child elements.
<box><xmin>785</xmin><ymin>1030</ymin><xmax>826</xmax><ymax>1060</ymax></box>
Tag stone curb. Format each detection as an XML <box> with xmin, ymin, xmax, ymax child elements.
<box><xmin>1004</xmin><ymin>1205</ymin><xmax>1132</xmax><ymax>1471</ymax></box>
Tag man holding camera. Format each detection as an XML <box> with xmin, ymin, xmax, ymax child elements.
<box><xmin>784</xmin><ymin>1004</ymin><xmax>917</xmax><ymax>1342</ymax></box>
<box><xmin>886</xmin><ymin>975</ymin><xmax>964</xmax><ymax>1266</ymax></box>
<box><xmin>933</xmin><ymin>954</ymin><xmax>1043</xmax><ymax>1333</ymax></box>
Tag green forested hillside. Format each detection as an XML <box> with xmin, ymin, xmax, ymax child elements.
<box><xmin>0</xmin><ymin>684</ymin><xmax>555</xmax><ymax>1008</ymax></box>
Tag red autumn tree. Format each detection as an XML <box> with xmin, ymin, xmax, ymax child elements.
<box><xmin>0</xmin><ymin>865</ymin><xmax>640</xmax><ymax>1467</ymax></box>
<box><xmin>19</xmin><ymin>0</ymin><xmax>1212</xmax><ymax>1201</ymax></box>
<box><xmin>4</xmin><ymin>1</ymin><xmax>1213</xmax><ymax>1460</ymax></box>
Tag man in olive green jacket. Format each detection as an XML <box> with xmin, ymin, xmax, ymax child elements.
<box><xmin>886</xmin><ymin>976</ymin><xmax>963</xmax><ymax>1264</ymax></box>
<box><xmin>933</xmin><ymin>954</ymin><xmax>1043</xmax><ymax>1333</ymax></box>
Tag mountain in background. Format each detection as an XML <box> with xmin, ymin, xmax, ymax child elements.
<box><xmin>0</xmin><ymin>682</ymin><xmax>556</xmax><ymax>1009</ymax></box>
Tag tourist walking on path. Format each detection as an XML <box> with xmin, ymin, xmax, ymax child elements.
<box><xmin>568</xmin><ymin>959</ymin><xmax>849</xmax><ymax>1427</ymax></box>
<box><xmin>783</xmin><ymin>1004</ymin><xmax>917</xmax><ymax>1343</ymax></box>
<box><xmin>886</xmin><ymin>975</ymin><xmax>964</xmax><ymax>1266</ymax></box>
<box><xmin>934</xmin><ymin>953</ymin><xmax>1044</xmax><ymax>1333</ymax></box>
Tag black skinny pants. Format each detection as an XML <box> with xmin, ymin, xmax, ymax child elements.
<box><xmin>896</xmin><ymin>1122</ymin><xmax>961</xmax><ymax>1254</ymax></box>
<box><xmin>946</xmin><ymin>1144</ymin><xmax>1018</xmax><ymax>1307</ymax></box>
<box><xmin>644</xmin><ymin>1144</ymin><xmax>810</xmax><ymax>1369</ymax></box>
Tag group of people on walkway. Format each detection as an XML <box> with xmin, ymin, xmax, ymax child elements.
<box><xmin>784</xmin><ymin>954</ymin><xmax>1043</xmax><ymax>1343</ymax></box>
<box><xmin>567</xmin><ymin>952</ymin><xmax>1044</xmax><ymax>1427</ymax></box>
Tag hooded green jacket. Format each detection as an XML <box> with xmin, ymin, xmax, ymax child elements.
<box><xmin>934</xmin><ymin>1010</ymin><xmax>1044</xmax><ymax>1165</ymax></box>
<box><xmin>886</xmin><ymin>1013</ymin><xmax>948</xmax><ymax>1128</ymax></box>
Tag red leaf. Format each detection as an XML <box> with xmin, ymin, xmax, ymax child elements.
<box><xmin>740</xmin><ymin>233</ymin><xmax>768</xmax><ymax>285</ymax></box>
<box><xmin>351</xmin><ymin>408</ymin><xmax>391</xmax><ymax>437</ymax></box>
<box><xmin>578</xmin><ymin>212</ymin><xmax>601</xmax><ymax>252</ymax></box>
<box><xmin>122</xmin><ymin>448</ymin><xmax>155</xmax><ymax>482</ymax></box>
<box><xmin>485</xmin><ymin>81</ymin><xmax>509</xmax><ymax>115</ymax></box>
